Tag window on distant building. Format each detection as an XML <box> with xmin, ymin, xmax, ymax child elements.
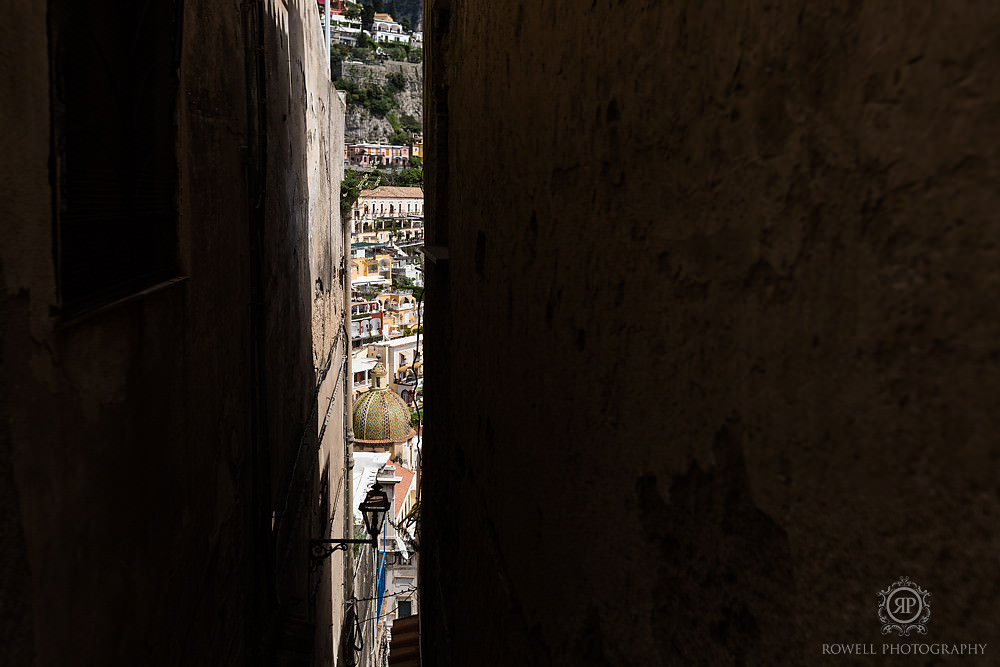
<box><xmin>398</xmin><ymin>600</ymin><xmax>412</xmax><ymax>618</ymax></box>
<box><xmin>49</xmin><ymin>0</ymin><xmax>182</xmax><ymax>317</ymax></box>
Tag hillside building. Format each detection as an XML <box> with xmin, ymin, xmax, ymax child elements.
<box><xmin>377</xmin><ymin>291</ymin><xmax>421</xmax><ymax>339</ymax></box>
<box><xmin>371</xmin><ymin>12</ymin><xmax>410</xmax><ymax>44</ymax></box>
<box><xmin>351</xmin><ymin>253</ymin><xmax>394</xmax><ymax>281</ymax></box>
<box><xmin>373</xmin><ymin>335</ymin><xmax>424</xmax><ymax>385</ymax></box>
<box><xmin>382</xmin><ymin>461</ymin><xmax>420</xmax><ymax>628</ymax></box>
<box><xmin>330</xmin><ymin>12</ymin><xmax>363</xmax><ymax>45</ymax></box>
<box><xmin>348</xmin><ymin>142</ymin><xmax>411</xmax><ymax>167</ymax></box>
<box><xmin>351</xmin><ymin>298</ymin><xmax>385</xmax><ymax>346</ymax></box>
<box><xmin>352</xmin><ymin>185</ymin><xmax>425</xmax><ymax>243</ymax></box>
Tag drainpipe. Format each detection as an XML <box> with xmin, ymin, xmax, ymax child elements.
<box><xmin>325</xmin><ymin>0</ymin><xmax>331</xmax><ymax>56</ymax></box>
<box><xmin>343</xmin><ymin>170</ymin><xmax>356</xmax><ymax>622</ymax></box>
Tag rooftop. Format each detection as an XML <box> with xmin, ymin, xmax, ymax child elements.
<box><xmin>393</xmin><ymin>463</ymin><xmax>416</xmax><ymax>519</ymax></box>
<box><xmin>375</xmin><ymin>333</ymin><xmax>422</xmax><ymax>348</ymax></box>
<box><xmin>359</xmin><ymin>186</ymin><xmax>424</xmax><ymax>199</ymax></box>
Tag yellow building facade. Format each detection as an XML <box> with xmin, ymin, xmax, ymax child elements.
<box><xmin>377</xmin><ymin>291</ymin><xmax>419</xmax><ymax>338</ymax></box>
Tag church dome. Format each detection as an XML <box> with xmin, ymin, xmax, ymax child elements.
<box><xmin>352</xmin><ymin>389</ymin><xmax>415</xmax><ymax>443</ymax></box>
<box><xmin>352</xmin><ymin>357</ymin><xmax>415</xmax><ymax>444</ymax></box>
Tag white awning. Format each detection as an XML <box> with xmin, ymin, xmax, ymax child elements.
<box><xmin>395</xmin><ymin>533</ymin><xmax>409</xmax><ymax>560</ymax></box>
<box><xmin>353</xmin><ymin>356</ymin><xmax>379</xmax><ymax>373</ymax></box>
<box><xmin>352</xmin><ymin>451</ymin><xmax>391</xmax><ymax>522</ymax></box>
<box><xmin>352</xmin><ymin>276</ymin><xmax>390</xmax><ymax>286</ymax></box>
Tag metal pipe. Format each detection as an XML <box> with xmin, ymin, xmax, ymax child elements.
<box><xmin>343</xmin><ymin>138</ymin><xmax>356</xmax><ymax>622</ymax></box>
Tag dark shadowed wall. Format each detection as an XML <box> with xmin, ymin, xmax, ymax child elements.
<box><xmin>422</xmin><ymin>1</ymin><xmax>1000</xmax><ymax>664</ymax></box>
<box><xmin>0</xmin><ymin>1</ymin><xmax>347</xmax><ymax>665</ymax></box>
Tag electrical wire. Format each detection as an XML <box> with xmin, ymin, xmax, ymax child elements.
<box><xmin>274</xmin><ymin>325</ymin><xmax>345</xmax><ymax>537</ymax></box>
<box><xmin>350</xmin><ymin>585</ymin><xmax>417</xmax><ymax>603</ymax></box>
<box><xmin>356</xmin><ymin>601</ymin><xmax>408</xmax><ymax>625</ymax></box>
<box><xmin>275</xmin><ymin>324</ymin><xmax>349</xmax><ymax>591</ymax></box>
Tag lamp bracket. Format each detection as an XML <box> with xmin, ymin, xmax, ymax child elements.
<box><xmin>310</xmin><ymin>538</ymin><xmax>376</xmax><ymax>570</ymax></box>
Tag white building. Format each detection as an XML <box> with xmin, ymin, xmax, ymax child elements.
<box><xmin>352</xmin><ymin>185</ymin><xmax>424</xmax><ymax>243</ymax></box>
<box><xmin>391</xmin><ymin>256</ymin><xmax>423</xmax><ymax>286</ymax></box>
<box><xmin>373</xmin><ymin>334</ymin><xmax>423</xmax><ymax>382</ymax></box>
<box><xmin>330</xmin><ymin>12</ymin><xmax>363</xmax><ymax>45</ymax></box>
<box><xmin>370</xmin><ymin>13</ymin><xmax>409</xmax><ymax>44</ymax></box>
<box><xmin>350</xmin><ymin>298</ymin><xmax>385</xmax><ymax>345</ymax></box>
<box><xmin>383</xmin><ymin>461</ymin><xmax>418</xmax><ymax>625</ymax></box>
<box><xmin>353</xmin><ymin>186</ymin><xmax>424</xmax><ymax>222</ymax></box>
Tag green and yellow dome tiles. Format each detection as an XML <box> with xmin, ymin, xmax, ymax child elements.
<box><xmin>352</xmin><ymin>359</ymin><xmax>416</xmax><ymax>444</ymax></box>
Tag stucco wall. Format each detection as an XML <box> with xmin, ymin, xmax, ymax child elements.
<box><xmin>422</xmin><ymin>1</ymin><xmax>1000</xmax><ymax>664</ymax></box>
<box><xmin>0</xmin><ymin>0</ymin><xmax>347</xmax><ymax>665</ymax></box>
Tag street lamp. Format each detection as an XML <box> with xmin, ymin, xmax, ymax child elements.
<box><xmin>310</xmin><ymin>483</ymin><xmax>390</xmax><ymax>567</ymax></box>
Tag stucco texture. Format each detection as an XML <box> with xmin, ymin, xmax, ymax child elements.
<box><xmin>0</xmin><ymin>0</ymin><xmax>347</xmax><ymax>664</ymax></box>
<box><xmin>422</xmin><ymin>1</ymin><xmax>1000</xmax><ymax>665</ymax></box>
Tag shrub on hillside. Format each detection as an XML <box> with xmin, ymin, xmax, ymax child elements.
<box><xmin>387</xmin><ymin>71</ymin><xmax>407</xmax><ymax>91</ymax></box>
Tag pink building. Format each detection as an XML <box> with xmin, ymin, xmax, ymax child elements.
<box><xmin>348</xmin><ymin>143</ymin><xmax>411</xmax><ymax>167</ymax></box>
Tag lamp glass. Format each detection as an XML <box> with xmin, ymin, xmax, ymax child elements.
<box><xmin>359</xmin><ymin>483</ymin><xmax>390</xmax><ymax>540</ymax></box>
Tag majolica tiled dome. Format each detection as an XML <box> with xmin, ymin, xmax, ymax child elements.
<box><xmin>352</xmin><ymin>359</ymin><xmax>415</xmax><ymax>443</ymax></box>
<box><xmin>352</xmin><ymin>389</ymin><xmax>415</xmax><ymax>443</ymax></box>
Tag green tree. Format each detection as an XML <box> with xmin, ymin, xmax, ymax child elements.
<box><xmin>341</xmin><ymin>169</ymin><xmax>381</xmax><ymax>221</ymax></box>
<box><xmin>349</xmin><ymin>45</ymin><xmax>374</xmax><ymax>62</ymax></box>
<box><xmin>408</xmin><ymin>155</ymin><xmax>422</xmax><ymax>169</ymax></box>
<box><xmin>389</xmin><ymin>0</ymin><xmax>398</xmax><ymax>20</ymax></box>
<box><xmin>407</xmin><ymin>47</ymin><xmax>422</xmax><ymax>63</ymax></box>
<box><xmin>330</xmin><ymin>43</ymin><xmax>350</xmax><ymax>65</ymax></box>
<box><xmin>396</xmin><ymin>168</ymin><xmax>422</xmax><ymax>186</ymax></box>
<box><xmin>400</xmin><ymin>113</ymin><xmax>422</xmax><ymax>133</ymax></box>
<box><xmin>400</xmin><ymin>17</ymin><xmax>411</xmax><ymax>32</ymax></box>
<box><xmin>361</xmin><ymin>2</ymin><xmax>375</xmax><ymax>31</ymax></box>
<box><xmin>380</xmin><ymin>42</ymin><xmax>406</xmax><ymax>61</ymax></box>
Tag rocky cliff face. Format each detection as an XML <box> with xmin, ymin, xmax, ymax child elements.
<box><xmin>394</xmin><ymin>0</ymin><xmax>422</xmax><ymax>29</ymax></box>
<box><xmin>335</xmin><ymin>61</ymin><xmax>423</xmax><ymax>145</ymax></box>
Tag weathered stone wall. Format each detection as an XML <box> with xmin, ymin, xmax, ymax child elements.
<box><xmin>335</xmin><ymin>61</ymin><xmax>423</xmax><ymax>144</ymax></box>
<box><xmin>0</xmin><ymin>0</ymin><xmax>347</xmax><ymax>665</ymax></box>
<box><xmin>423</xmin><ymin>1</ymin><xmax>1000</xmax><ymax>665</ymax></box>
